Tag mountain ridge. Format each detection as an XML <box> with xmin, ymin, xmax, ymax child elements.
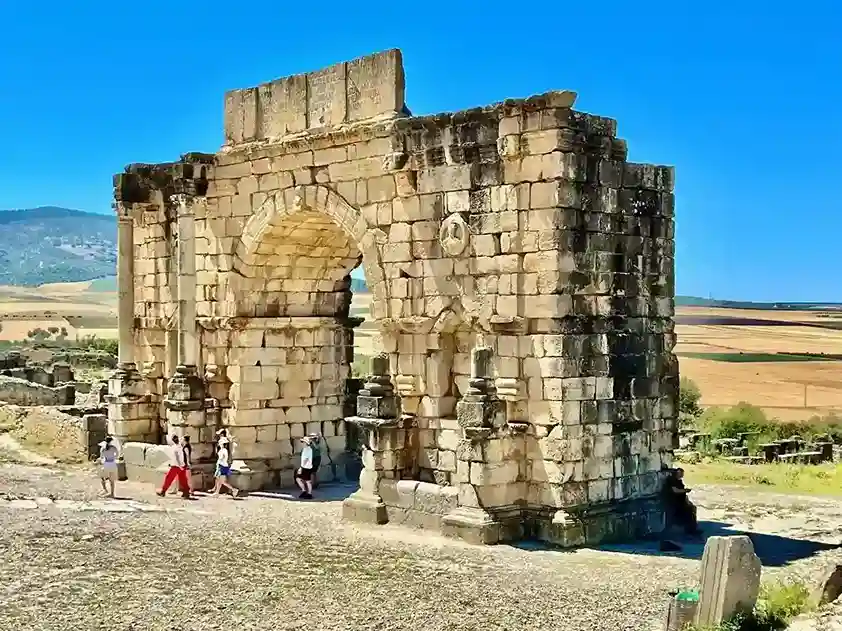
<box><xmin>0</xmin><ymin>206</ymin><xmax>116</xmax><ymax>286</ymax></box>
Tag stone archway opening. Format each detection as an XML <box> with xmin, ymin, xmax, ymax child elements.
<box><xmin>219</xmin><ymin>189</ymin><xmax>385</xmax><ymax>490</ymax></box>
<box><xmin>235</xmin><ymin>207</ymin><xmax>362</xmax><ymax>319</ymax></box>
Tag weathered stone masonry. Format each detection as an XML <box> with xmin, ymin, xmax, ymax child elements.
<box><xmin>110</xmin><ymin>49</ymin><xmax>677</xmax><ymax>546</ymax></box>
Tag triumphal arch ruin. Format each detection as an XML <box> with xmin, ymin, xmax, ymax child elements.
<box><xmin>109</xmin><ymin>49</ymin><xmax>678</xmax><ymax>546</ymax></box>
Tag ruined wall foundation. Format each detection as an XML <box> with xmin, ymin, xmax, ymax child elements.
<box><xmin>111</xmin><ymin>49</ymin><xmax>677</xmax><ymax>546</ymax></box>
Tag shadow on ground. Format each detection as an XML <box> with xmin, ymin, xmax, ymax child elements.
<box><xmin>244</xmin><ymin>482</ymin><xmax>358</xmax><ymax>504</ymax></box>
<box><xmin>595</xmin><ymin>520</ymin><xmax>840</xmax><ymax>567</ymax></box>
<box><xmin>507</xmin><ymin>521</ymin><xmax>839</xmax><ymax>567</ymax></box>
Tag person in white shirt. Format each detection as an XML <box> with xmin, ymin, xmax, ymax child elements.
<box><xmin>294</xmin><ymin>436</ymin><xmax>315</xmax><ymax>499</ymax></box>
<box><xmin>156</xmin><ymin>434</ymin><xmax>191</xmax><ymax>499</ymax></box>
<box><xmin>98</xmin><ymin>435</ymin><xmax>119</xmax><ymax>498</ymax></box>
<box><xmin>212</xmin><ymin>437</ymin><xmax>239</xmax><ymax>498</ymax></box>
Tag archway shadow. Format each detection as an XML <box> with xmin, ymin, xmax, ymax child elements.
<box><xmin>243</xmin><ymin>482</ymin><xmax>358</xmax><ymax>504</ymax></box>
<box><xmin>592</xmin><ymin>520</ymin><xmax>840</xmax><ymax>567</ymax></box>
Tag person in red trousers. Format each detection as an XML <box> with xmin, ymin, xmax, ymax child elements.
<box><xmin>156</xmin><ymin>434</ymin><xmax>190</xmax><ymax>499</ymax></box>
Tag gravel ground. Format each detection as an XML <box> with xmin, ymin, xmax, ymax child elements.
<box><xmin>1</xmin><ymin>458</ymin><xmax>840</xmax><ymax>631</ymax></box>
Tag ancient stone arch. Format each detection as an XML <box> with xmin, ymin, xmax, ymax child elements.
<box><xmin>110</xmin><ymin>49</ymin><xmax>678</xmax><ymax>548</ymax></box>
<box><xmin>227</xmin><ymin>183</ymin><xmax>390</xmax><ymax>321</ymax></box>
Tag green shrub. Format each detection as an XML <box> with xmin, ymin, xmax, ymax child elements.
<box><xmin>76</xmin><ymin>335</ymin><xmax>118</xmax><ymax>357</ymax></box>
<box><xmin>680</xmin><ymin>376</ymin><xmax>704</xmax><ymax>426</ymax></box>
<box><xmin>684</xmin><ymin>579</ymin><xmax>811</xmax><ymax>631</ymax></box>
<box><xmin>698</xmin><ymin>402</ymin><xmax>842</xmax><ymax>446</ymax></box>
<box><xmin>351</xmin><ymin>354</ymin><xmax>370</xmax><ymax>379</ymax></box>
<box><xmin>699</xmin><ymin>402</ymin><xmax>772</xmax><ymax>440</ymax></box>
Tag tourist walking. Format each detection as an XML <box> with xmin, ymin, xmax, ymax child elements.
<box><xmin>168</xmin><ymin>435</ymin><xmax>194</xmax><ymax>496</ymax></box>
<box><xmin>181</xmin><ymin>435</ymin><xmax>193</xmax><ymax>496</ymax></box>
<box><xmin>309</xmin><ymin>434</ymin><xmax>322</xmax><ymax>489</ymax></box>
<box><xmin>98</xmin><ymin>435</ymin><xmax>119</xmax><ymax>498</ymax></box>
<box><xmin>294</xmin><ymin>436</ymin><xmax>315</xmax><ymax>499</ymax></box>
<box><xmin>156</xmin><ymin>434</ymin><xmax>191</xmax><ymax>499</ymax></box>
<box><xmin>212</xmin><ymin>436</ymin><xmax>239</xmax><ymax>497</ymax></box>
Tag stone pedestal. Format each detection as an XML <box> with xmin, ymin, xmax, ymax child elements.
<box><xmin>343</xmin><ymin>353</ymin><xmax>403</xmax><ymax>525</ymax></box>
<box><xmin>106</xmin><ymin>364</ymin><xmax>157</xmax><ymax>444</ymax></box>
<box><xmin>444</xmin><ymin>346</ymin><xmax>513</xmax><ymax>544</ymax></box>
<box><xmin>164</xmin><ymin>364</ymin><xmax>210</xmax><ymax>458</ymax></box>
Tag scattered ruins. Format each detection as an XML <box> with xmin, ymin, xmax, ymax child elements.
<box><xmin>0</xmin><ymin>350</ymin><xmax>109</xmax><ymax>459</ymax></box>
<box><xmin>678</xmin><ymin>430</ymin><xmax>838</xmax><ymax>465</ymax></box>
<box><xmin>110</xmin><ymin>49</ymin><xmax>677</xmax><ymax>546</ymax></box>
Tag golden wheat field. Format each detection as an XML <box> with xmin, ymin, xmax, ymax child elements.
<box><xmin>0</xmin><ymin>281</ymin><xmax>117</xmax><ymax>343</ymax></box>
<box><xmin>675</xmin><ymin>307</ymin><xmax>842</xmax><ymax>419</ymax></box>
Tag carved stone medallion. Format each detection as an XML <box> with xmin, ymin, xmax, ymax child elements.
<box><xmin>439</xmin><ymin>214</ymin><xmax>470</xmax><ymax>257</ymax></box>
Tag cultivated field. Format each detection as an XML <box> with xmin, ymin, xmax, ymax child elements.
<box><xmin>675</xmin><ymin>307</ymin><xmax>842</xmax><ymax>420</ymax></box>
<box><xmin>0</xmin><ymin>280</ymin><xmax>117</xmax><ymax>344</ymax></box>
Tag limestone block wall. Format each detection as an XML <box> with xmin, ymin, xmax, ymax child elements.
<box><xmin>116</xmin><ymin>49</ymin><xmax>676</xmax><ymax>539</ymax></box>
<box><xmin>197</xmin><ymin>317</ymin><xmax>350</xmax><ymax>485</ymax></box>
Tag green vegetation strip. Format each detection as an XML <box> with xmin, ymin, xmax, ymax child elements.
<box><xmin>678</xmin><ymin>352</ymin><xmax>840</xmax><ymax>363</ymax></box>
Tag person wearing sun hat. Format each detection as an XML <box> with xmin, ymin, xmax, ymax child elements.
<box><xmin>294</xmin><ymin>436</ymin><xmax>315</xmax><ymax>499</ymax></box>
<box><xmin>211</xmin><ymin>435</ymin><xmax>239</xmax><ymax>498</ymax></box>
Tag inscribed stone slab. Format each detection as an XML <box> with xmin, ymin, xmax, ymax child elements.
<box><xmin>306</xmin><ymin>63</ymin><xmax>347</xmax><ymax>129</ymax></box>
<box><xmin>346</xmin><ymin>49</ymin><xmax>405</xmax><ymax>121</ymax></box>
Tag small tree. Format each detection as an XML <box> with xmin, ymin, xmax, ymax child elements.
<box><xmin>679</xmin><ymin>376</ymin><xmax>703</xmax><ymax>422</ymax></box>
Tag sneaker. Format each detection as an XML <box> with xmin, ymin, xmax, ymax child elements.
<box><xmin>232</xmin><ymin>488</ymin><xmax>240</xmax><ymax>498</ymax></box>
<box><xmin>155</xmin><ymin>491</ymin><xmax>165</xmax><ymax>497</ymax></box>
<box><xmin>302</xmin><ymin>492</ymin><xmax>313</xmax><ymax>500</ymax></box>
<box><xmin>298</xmin><ymin>492</ymin><xmax>307</xmax><ymax>499</ymax></box>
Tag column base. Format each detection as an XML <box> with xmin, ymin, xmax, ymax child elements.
<box><xmin>114</xmin><ymin>362</ymin><xmax>138</xmax><ymax>378</ymax></box>
<box><xmin>531</xmin><ymin>497</ymin><xmax>666</xmax><ymax>547</ymax></box>
<box><xmin>342</xmin><ymin>491</ymin><xmax>388</xmax><ymax>525</ymax></box>
<box><xmin>441</xmin><ymin>507</ymin><xmax>505</xmax><ymax>545</ymax></box>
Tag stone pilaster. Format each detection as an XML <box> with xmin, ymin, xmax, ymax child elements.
<box><xmin>342</xmin><ymin>353</ymin><xmax>403</xmax><ymax>525</ymax></box>
<box><xmin>115</xmin><ymin>202</ymin><xmax>136</xmax><ymax>372</ymax></box>
<box><xmin>106</xmin><ymin>202</ymin><xmax>156</xmax><ymax>446</ymax></box>
<box><xmin>164</xmin><ymin>194</ymin><xmax>209</xmax><ymax>484</ymax></box>
<box><xmin>443</xmin><ymin>346</ymin><xmax>511</xmax><ymax>544</ymax></box>
<box><xmin>173</xmin><ymin>194</ymin><xmax>198</xmax><ymax>371</ymax></box>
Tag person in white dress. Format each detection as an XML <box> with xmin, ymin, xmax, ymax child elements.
<box><xmin>98</xmin><ymin>435</ymin><xmax>119</xmax><ymax>498</ymax></box>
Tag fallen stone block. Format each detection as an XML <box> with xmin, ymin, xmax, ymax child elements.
<box><xmin>695</xmin><ymin>535</ymin><xmax>762</xmax><ymax>627</ymax></box>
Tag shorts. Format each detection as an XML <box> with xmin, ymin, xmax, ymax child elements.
<box><xmin>215</xmin><ymin>465</ymin><xmax>231</xmax><ymax>478</ymax></box>
<box><xmin>295</xmin><ymin>467</ymin><xmax>314</xmax><ymax>482</ymax></box>
<box><xmin>100</xmin><ymin>467</ymin><xmax>118</xmax><ymax>482</ymax></box>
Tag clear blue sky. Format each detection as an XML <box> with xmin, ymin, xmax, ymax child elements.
<box><xmin>0</xmin><ymin>1</ymin><xmax>839</xmax><ymax>302</ymax></box>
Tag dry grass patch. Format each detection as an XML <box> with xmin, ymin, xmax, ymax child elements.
<box><xmin>0</xmin><ymin>407</ymin><xmax>87</xmax><ymax>465</ymax></box>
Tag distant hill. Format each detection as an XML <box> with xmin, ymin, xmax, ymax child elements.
<box><xmin>0</xmin><ymin>207</ymin><xmax>116</xmax><ymax>286</ymax></box>
<box><xmin>676</xmin><ymin>295</ymin><xmax>842</xmax><ymax>311</ymax></box>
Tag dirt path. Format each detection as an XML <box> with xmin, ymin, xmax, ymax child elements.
<box><xmin>0</xmin><ymin>460</ymin><xmax>840</xmax><ymax>631</ymax></box>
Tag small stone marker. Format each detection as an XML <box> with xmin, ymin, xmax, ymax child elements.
<box><xmin>695</xmin><ymin>535</ymin><xmax>762</xmax><ymax>626</ymax></box>
<box><xmin>810</xmin><ymin>563</ymin><xmax>842</xmax><ymax>607</ymax></box>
